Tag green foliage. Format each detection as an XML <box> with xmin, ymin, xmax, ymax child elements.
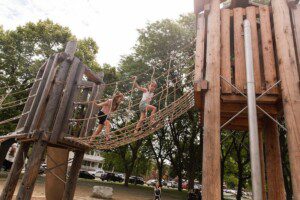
<box><xmin>0</xmin><ymin>19</ymin><xmax>100</xmax><ymax>135</ymax></box>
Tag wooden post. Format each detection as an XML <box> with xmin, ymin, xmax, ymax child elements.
<box><xmin>23</xmin><ymin>56</ymin><xmax>55</xmax><ymax>133</ymax></box>
<box><xmin>201</xmin><ymin>0</ymin><xmax>221</xmax><ymax>199</ymax></box>
<box><xmin>17</xmin><ymin>62</ymin><xmax>46</xmax><ymax>129</ymax></box>
<box><xmin>51</xmin><ymin>60</ymin><xmax>84</xmax><ymax>142</ymax></box>
<box><xmin>45</xmin><ymin>147</ymin><xmax>69</xmax><ymax>200</ymax></box>
<box><xmin>0</xmin><ymin>143</ymin><xmax>30</xmax><ymax>200</ymax></box>
<box><xmin>258</xmin><ymin>129</ymin><xmax>267</xmax><ymax>200</ymax></box>
<box><xmin>45</xmin><ymin>41</ymin><xmax>78</xmax><ymax>200</ymax></box>
<box><xmin>79</xmin><ymin>84</ymin><xmax>102</xmax><ymax>137</ymax></box>
<box><xmin>290</xmin><ymin>4</ymin><xmax>300</xmax><ymax>72</ymax></box>
<box><xmin>271</xmin><ymin>0</ymin><xmax>300</xmax><ymax>198</ymax></box>
<box><xmin>264</xmin><ymin>118</ymin><xmax>286</xmax><ymax>200</ymax></box>
<box><xmin>62</xmin><ymin>150</ymin><xmax>85</xmax><ymax>200</ymax></box>
<box><xmin>16</xmin><ymin>139</ymin><xmax>47</xmax><ymax>199</ymax></box>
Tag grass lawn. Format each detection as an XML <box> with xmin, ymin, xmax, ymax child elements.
<box><xmin>0</xmin><ymin>172</ymin><xmax>248</xmax><ymax>199</ymax></box>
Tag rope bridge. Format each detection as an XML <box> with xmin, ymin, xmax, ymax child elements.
<box><xmin>68</xmin><ymin>90</ymin><xmax>194</xmax><ymax>150</ymax></box>
<box><xmin>0</xmin><ymin>39</ymin><xmax>196</xmax><ymax>150</ymax></box>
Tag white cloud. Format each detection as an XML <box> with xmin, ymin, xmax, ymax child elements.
<box><xmin>0</xmin><ymin>0</ymin><xmax>192</xmax><ymax>66</ymax></box>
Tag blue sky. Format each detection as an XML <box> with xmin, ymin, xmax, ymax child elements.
<box><xmin>0</xmin><ymin>0</ymin><xmax>192</xmax><ymax>66</ymax></box>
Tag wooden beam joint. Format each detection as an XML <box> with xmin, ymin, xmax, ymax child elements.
<box><xmin>194</xmin><ymin>79</ymin><xmax>209</xmax><ymax>93</ymax></box>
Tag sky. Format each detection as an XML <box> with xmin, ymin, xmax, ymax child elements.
<box><xmin>0</xmin><ymin>0</ymin><xmax>192</xmax><ymax>66</ymax></box>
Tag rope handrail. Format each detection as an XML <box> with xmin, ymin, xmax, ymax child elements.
<box><xmin>0</xmin><ymin>78</ymin><xmax>41</xmax><ymax>92</ymax></box>
<box><xmin>74</xmin><ymin>55</ymin><xmax>195</xmax><ymax>105</ymax></box>
<box><xmin>69</xmin><ymin>70</ymin><xmax>194</xmax><ymax>122</ymax></box>
<box><xmin>0</xmin><ymin>111</ymin><xmax>30</xmax><ymax>126</ymax></box>
<box><xmin>69</xmin><ymin>90</ymin><xmax>195</xmax><ymax>149</ymax></box>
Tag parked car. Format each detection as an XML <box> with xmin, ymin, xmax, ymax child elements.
<box><xmin>95</xmin><ymin>169</ymin><xmax>105</xmax><ymax>178</ymax></box>
<box><xmin>146</xmin><ymin>179</ymin><xmax>157</xmax><ymax>186</ymax></box>
<box><xmin>115</xmin><ymin>173</ymin><xmax>125</xmax><ymax>181</ymax></box>
<box><xmin>167</xmin><ymin>180</ymin><xmax>178</xmax><ymax>188</ymax></box>
<box><xmin>101</xmin><ymin>172</ymin><xmax>124</xmax><ymax>182</ymax></box>
<box><xmin>129</xmin><ymin>176</ymin><xmax>144</xmax><ymax>185</ymax></box>
<box><xmin>79</xmin><ymin>171</ymin><xmax>95</xmax><ymax>179</ymax></box>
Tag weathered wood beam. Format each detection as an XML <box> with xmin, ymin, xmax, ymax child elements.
<box><xmin>23</xmin><ymin>55</ymin><xmax>55</xmax><ymax>133</ymax></box>
<box><xmin>17</xmin><ymin>62</ymin><xmax>46</xmax><ymax>129</ymax></box>
<box><xmin>62</xmin><ymin>150</ymin><xmax>85</xmax><ymax>200</ymax></box>
<box><xmin>271</xmin><ymin>0</ymin><xmax>300</xmax><ymax>198</ymax></box>
<box><xmin>194</xmin><ymin>11</ymin><xmax>207</xmax><ymax>110</ymax></box>
<box><xmin>45</xmin><ymin>41</ymin><xmax>77</xmax><ymax>200</ymax></box>
<box><xmin>201</xmin><ymin>0</ymin><xmax>221</xmax><ymax>199</ymax></box>
<box><xmin>0</xmin><ymin>143</ymin><xmax>30</xmax><ymax>200</ymax></box>
<box><xmin>16</xmin><ymin>139</ymin><xmax>47</xmax><ymax>199</ymax></box>
<box><xmin>264</xmin><ymin>117</ymin><xmax>286</xmax><ymax>200</ymax></box>
<box><xmin>83</xmin><ymin>65</ymin><xmax>104</xmax><ymax>84</ymax></box>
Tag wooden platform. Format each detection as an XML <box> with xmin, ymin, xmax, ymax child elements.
<box><xmin>194</xmin><ymin>5</ymin><xmax>282</xmax><ymax>131</ymax></box>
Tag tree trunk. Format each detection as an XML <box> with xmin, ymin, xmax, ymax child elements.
<box><xmin>124</xmin><ymin>169</ymin><xmax>130</xmax><ymax>187</ymax></box>
<box><xmin>177</xmin><ymin>169</ymin><xmax>183</xmax><ymax>191</ymax></box>
<box><xmin>158</xmin><ymin>163</ymin><xmax>163</xmax><ymax>187</ymax></box>
<box><xmin>221</xmin><ymin>160</ymin><xmax>225</xmax><ymax>200</ymax></box>
<box><xmin>236</xmin><ymin>175</ymin><xmax>243</xmax><ymax>200</ymax></box>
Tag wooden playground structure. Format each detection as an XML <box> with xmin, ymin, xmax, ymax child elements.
<box><xmin>0</xmin><ymin>0</ymin><xmax>299</xmax><ymax>199</ymax></box>
<box><xmin>194</xmin><ymin>0</ymin><xmax>300</xmax><ymax>199</ymax></box>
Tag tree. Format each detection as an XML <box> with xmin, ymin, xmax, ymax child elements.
<box><xmin>146</xmin><ymin>129</ymin><xmax>172</xmax><ymax>186</ymax></box>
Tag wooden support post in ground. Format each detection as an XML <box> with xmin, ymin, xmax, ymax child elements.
<box><xmin>0</xmin><ymin>143</ymin><xmax>30</xmax><ymax>200</ymax></box>
<box><xmin>62</xmin><ymin>150</ymin><xmax>85</xmax><ymax>200</ymax></box>
<box><xmin>16</xmin><ymin>139</ymin><xmax>47</xmax><ymax>199</ymax></box>
<box><xmin>271</xmin><ymin>0</ymin><xmax>300</xmax><ymax>198</ymax></box>
<box><xmin>264</xmin><ymin>118</ymin><xmax>286</xmax><ymax>200</ymax></box>
<box><xmin>45</xmin><ymin>147</ymin><xmax>69</xmax><ymax>200</ymax></box>
<box><xmin>258</xmin><ymin>129</ymin><xmax>267</xmax><ymax>200</ymax></box>
<box><xmin>201</xmin><ymin>0</ymin><xmax>221</xmax><ymax>199</ymax></box>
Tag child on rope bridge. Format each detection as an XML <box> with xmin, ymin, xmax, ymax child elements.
<box><xmin>132</xmin><ymin>76</ymin><xmax>158</xmax><ymax>133</ymax></box>
<box><xmin>89</xmin><ymin>92</ymin><xmax>124</xmax><ymax>142</ymax></box>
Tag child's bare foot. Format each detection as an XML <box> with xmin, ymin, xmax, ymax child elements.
<box><xmin>105</xmin><ymin>135</ymin><xmax>110</xmax><ymax>141</ymax></box>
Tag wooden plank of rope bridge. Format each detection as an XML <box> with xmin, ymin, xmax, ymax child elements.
<box><xmin>0</xmin><ymin>143</ymin><xmax>30</xmax><ymax>200</ymax></box>
<box><xmin>17</xmin><ymin>62</ymin><xmax>46</xmax><ymax>129</ymax></box>
<box><xmin>272</xmin><ymin>0</ymin><xmax>300</xmax><ymax>198</ymax></box>
<box><xmin>264</xmin><ymin>117</ymin><xmax>286</xmax><ymax>200</ymax></box>
<box><xmin>201</xmin><ymin>0</ymin><xmax>221</xmax><ymax>198</ymax></box>
<box><xmin>221</xmin><ymin>8</ymin><xmax>232</xmax><ymax>94</ymax></box>
<box><xmin>259</xmin><ymin>6</ymin><xmax>278</xmax><ymax>94</ymax></box>
<box><xmin>234</xmin><ymin>7</ymin><xmax>246</xmax><ymax>93</ymax></box>
<box><xmin>246</xmin><ymin>6</ymin><xmax>262</xmax><ymax>93</ymax></box>
<box><xmin>290</xmin><ymin>4</ymin><xmax>300</xmax><ymax>74</ymax></box>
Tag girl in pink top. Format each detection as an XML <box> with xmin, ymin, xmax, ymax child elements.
<box><xmin>90</xmin><ymin>92</ymin><xmax>124</xmax><ymax>142</ymax></box>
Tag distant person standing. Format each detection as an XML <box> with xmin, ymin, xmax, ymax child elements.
<box><xmin>154</xmin><ymin>182</ymin><xmax>161</xmax><ymax>200</ymax></box>
<box><xmin>3</xmin><ymin>143</ymin><xmax>17</xmax><ymax>171</ymax></box>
